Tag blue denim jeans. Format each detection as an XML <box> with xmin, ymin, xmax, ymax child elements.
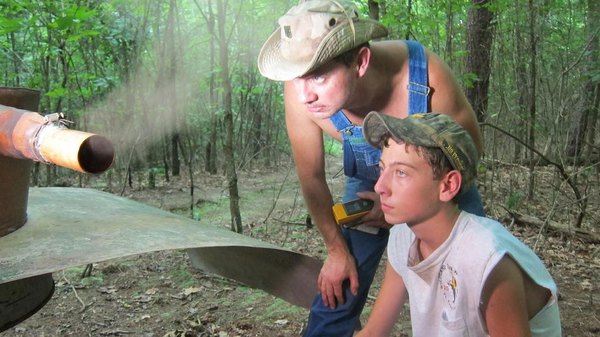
<box><xmin>303</xmin><ymin>174</ymin><xmax>386</xmax><ymax>337</ymax></box>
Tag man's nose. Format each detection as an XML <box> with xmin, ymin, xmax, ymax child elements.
<box><xmin>296</xmin><ymin>82</ymin><xmax>317</xmax><ymax>104</ymax></box>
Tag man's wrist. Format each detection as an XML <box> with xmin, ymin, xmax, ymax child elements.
<box><xmin>326</xmin><ymin>240</ymin><xmax>351</xmax><ymax>257</ymax></box>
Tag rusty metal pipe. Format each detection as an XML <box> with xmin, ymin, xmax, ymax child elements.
<box><xmin>0</xmin><ymin>104</ymin><xmax>114</xmax><ymax>174</ymax></box>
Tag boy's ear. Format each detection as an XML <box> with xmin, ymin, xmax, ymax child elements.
<box><xmin>356</xmin><ymin>46</ymin><xmax>371</xmax><ymax>77</ymax></box>
<box><xmin>439</xmin><ymin>170</ymin><xmax>462</xmax><ymax>202</ymax></box>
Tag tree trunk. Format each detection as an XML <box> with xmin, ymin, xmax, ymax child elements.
<box><xmin>205</xmin><ymin>0</ymin><xmax>218</xmax><ymax>174</ymax></box>
<box><xmin>405</xmin><ymin>0</ymin><xmax>413</xmax><ymax>40</ymax></box>
<box><xmin>163</xmin><ymin>137</ymin><xmax>171</xmax><ymax>183</ymax></box>
<box><xmin>526</xmin><ymin>0</ymin><xmax>537</xmax><ymax>201</ymax></box>
<box><xmin>9</xmin><ymin>32</ymin><xmax>21</xmax><ymax>86</ymax></box>
<box><xmin>216</xmin><ymin>0</ymin><xmax>242</xmax><ymax>233</ymax></box>
<box><xmin>444</xmin><ymin>0</ymin><xmax>454</xmax><ymax>68</ymax></box>
<box><xmin>572</xmin><ymin>0</ymin><xmax>599</xmax><ymax>228</ymax></box>
<box><xmin>465</xmin><ymin>0</ymin><xmax>495</xmax><ymax>124</ymax></box>
<box><xmin>513</xmin><ymin>0</ymin><xmax>528</xmax><ymax>161</ymax></box>
<box><xmin>368</xmin><ymin>0</ymin><xmax>380</xmax><ymax>21</ymax></box>
<box><xmin>171</xmin><ymin>134</ymin><xmax>180</xmax><ymax>176</ymax></box>
<box><xmin>167</xmin><ymin>0</ymin><xmax>181</xmax><ymax>177</ymax></box>
<box><xmin>567</xmin><ymin>0</ymin><xmax>600</xmax><ymax>160</ymax></box>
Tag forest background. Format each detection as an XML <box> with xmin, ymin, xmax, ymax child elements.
<box><xmin>0</xmin><ymin>0</ymin><xmax>598</xmax><ymax>336</ymax></box>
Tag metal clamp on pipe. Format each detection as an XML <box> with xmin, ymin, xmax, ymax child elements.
<box><xmin>0</xmin><ymin>104</ymin><xmax>114</xmax><ymax>174</ymax></box>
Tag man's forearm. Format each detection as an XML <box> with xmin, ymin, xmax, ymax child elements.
<box><xmin>299</xmin><ymin>178</ymin><xmax>350</xmax><ymax>254</ymax></box>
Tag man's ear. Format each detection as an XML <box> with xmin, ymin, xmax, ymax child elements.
<box><xmin>356</xmin><ymin>46</ymin><xmax>371</xmax><ymax>77</ymax></box>
<box><xmin>439</xmin><ymin>170</ymin><xmax>462</xmax><ymax>202</ymax></box>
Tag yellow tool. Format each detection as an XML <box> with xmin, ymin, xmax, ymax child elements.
<box><xmin>332</xmin><ymin>199</ymin><xmax>374</xmax><ymax>225</ymax></box>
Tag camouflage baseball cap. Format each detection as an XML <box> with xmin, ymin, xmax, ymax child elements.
<box><xmin>363</xmin><ymin>111</ymin><xmax>479</xmax><ymax>192</ymax></box>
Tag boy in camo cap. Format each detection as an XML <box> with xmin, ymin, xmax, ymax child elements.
<box><xmin>356</xmin><ymin>111</ymin><xmax>561</xmax><ymax>337</ymax></box>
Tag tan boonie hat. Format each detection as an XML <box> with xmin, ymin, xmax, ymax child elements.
<box><xmin>258</xmin><ymin>0</ymin><xmax>388</xmax><ymax>81</ymax></box>
<box><xmin>363</xmin><ymin>112</ymin><xmax>479</xmax><ymax>192</ymax></box>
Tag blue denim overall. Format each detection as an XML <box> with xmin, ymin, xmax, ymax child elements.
<box><xmin>302</xmin><ymin>40</ymin><xmax>485</xmax><ymax>337</ymax></box>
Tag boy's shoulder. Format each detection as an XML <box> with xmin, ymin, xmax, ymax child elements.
<box><xmin>458</xmin><ymin>212</ymin><xmax>558</xmax><ymax>296</ymax></box>
<box><xmin>457</xmin><ymin>212</ymin><xmax>516</xmax><ymax>246</ymax></box>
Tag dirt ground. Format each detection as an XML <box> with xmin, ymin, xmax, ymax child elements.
<box><xmin>2</xmin><ymin>155</ymin><xmax>599</xmax><ymax>337</ymax></box>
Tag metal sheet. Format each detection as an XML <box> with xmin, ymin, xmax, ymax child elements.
<box><xmin>0</xmin><ymin>274</ymin><xmax>54</xmax><ymax>331</ymax></box>
<box><xmin>0</xmin><ymin>187</ymin><xmax>320</xmax><ymax>309</ymax></box>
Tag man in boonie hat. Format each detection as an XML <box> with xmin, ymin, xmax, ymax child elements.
<box><xmin>356</xmin><ymin>111</ymin><xmax>561</xmax><ymax>337</ymax></box>
<box><xmin>257</xmin><ymin>1</ymin><xmax>485</xmax><ymax>336</ymax></box>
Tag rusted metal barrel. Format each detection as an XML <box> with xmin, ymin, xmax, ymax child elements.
<box><xmin>0</xmin><ymin>87</ymin><xmax>39</xmax><ymax>236</ymax></box>
<box><xmin>0</xmin><ymin>87</ymin><xmax>55</xmax><ymax>332</ymax></box>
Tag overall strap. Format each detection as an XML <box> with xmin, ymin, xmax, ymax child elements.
<box><xmin>329</xmin><ymin>110</ymin><xmax>359</xmax><ymax>178</ymax></box>
<box><xmin>330</xmin><ymin>110</ymin><xmax>353</xmax><ymax>131</ymax></box>
<box><xmin>406</xmin><ymin>40</ymin><xmax>431</xmax><ymax>115</ymax></box>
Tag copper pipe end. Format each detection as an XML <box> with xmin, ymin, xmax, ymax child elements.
<box><xmin>79</xmin><ymin>134</ymin><xmax>115</xmax><ymax>174</ymax></box>
<box><xmin>37</xmin><ymin>128</ymin><xmax>115</xmax><ymax>174</ymax></box>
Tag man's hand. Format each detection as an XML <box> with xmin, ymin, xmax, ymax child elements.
<box><xmin>357</xmin><ymin>191</ymin><xmax>392</xmax><ymax>229</ymax></box>
<box><xmin>318</xmin><ymin>249</ymin><xmax>358</xmax><ymax>309</ymax></box>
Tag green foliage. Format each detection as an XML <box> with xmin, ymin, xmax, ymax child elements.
<box><xmin>62</xmin><ymin>266</ymin><xmax>86</xmax><ymax>279</ymax></box>
<box><xmin>0</xmin><ymin>17</ymin><xmax>23</xmax><ymax>34</ymax></box>
<box><xmin>506</xmin><ymin>190</ymin><xmax>525</xmax><ymax>210</ymax></box>
<box><xmin>0</xmin><ymin>0</ymin><xmax>596</xmax><ymax>187</ymax></box>
<box><xmin>324</xmin><ymin>136</ymin><xmax>343</xmax><ymax>156</ymax></box>
<box><xmin>147</xmin><ymin>166</ymin><xmax>165</xmax><ymax>175</ymax></box>
<box><xmin>192</xmin><ymin>209</ymin><xmax>202</xmax><ymax>221</ymax></box>
<box><xmin>235</xmin><ymin>287</ymin><xmax>305</xmax><ymax>318</ymax></box>
<box><xmin>477</xmin><ymin>162</ymin><xmax>487</xmax><ymax>175</ymax></box>
<box><xmin>80</xmin><ymin>275</ymin><xmax>105</xmax><ymax>286</ymax></box>
<box><xmin>589</xmin><ymin>69</ymin><xmax>600</xmax><ymax>83</ymax></box>
<box><xmin>171</xmin><ymin>266</ymin><xmax>196</xmax><ymax>289</ymax></box>
<box><xmin>62</xmin><ymin>266</ymin><xmax>105</xmax><ymax>286</ymax></box>
<box><xmin>262</xmin><ymin>297</ymin><xmax>305</xmax><ymax>317</ymax></box>
<box><xmin>462</xmin><ymin>72</ymin><xmax>480</xmax><ymax>89</ymax></box>
<box><xmin>45</xmin><ymin>87</ymin><xmax>67</xmax><ymax>99</ymax></box>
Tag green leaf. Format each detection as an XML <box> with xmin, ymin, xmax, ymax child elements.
<box><xmin>53</xmin><ymin>15</ymin><xmax>76</xmax><ymax>30</ymax></box>
<box><xmin>0</xmin><ymin>17</ymin><xmax>23</xmax><ymax>34</ymax></box>
<box><xmin>46</xmin><ymin>87</ymin><xmax>67</xmax><ymax>99</ymax></box>
<box><xmin>68</xmin><ymin>7</ymin><xmax>97</xmax><ymax>21</ymax></box>
<box><xmin>66</xmin><ymin>29</ymin><xmax>100</xmax><ymax>42</ymax></box>
<box><xmin>53</xmin><ymin>5</ymin><xmax>97</xmax><ymax>30</ymax></box>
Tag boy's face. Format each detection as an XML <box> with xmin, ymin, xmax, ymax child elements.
<box><xmin>290</xmin><ymin>60</ymin><xmax>356</xmax><ymax>119</ymax></box>
<box><xmin>374</xmin><ymin>139</ymin><xmax>445</xmax><ymax>226</ymax></box>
